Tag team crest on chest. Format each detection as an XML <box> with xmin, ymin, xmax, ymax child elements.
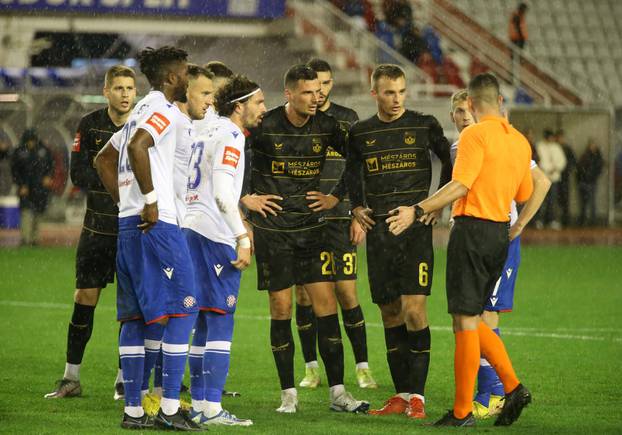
<box><xmin>312</xmin><ymin>137</ymin><xmax>322</xmax><ymax>153</ymax></box>
<box><xmin>272</xmin><ymin>161</ymin><xmax>285</xmax><ymax>174</ymax></box>
<box><xmin>365</xmin><ymin>157</ymin><xmax>379</xmax><ymax>172</ymax></box>
<box><xmin>404</xmin><ymin>132</ymin><xmax>416</xmax><ymax>145</ymax></box>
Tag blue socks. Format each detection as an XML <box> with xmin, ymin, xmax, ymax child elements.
<box><xmin>119</xmin><ymin>320</ymin><xmax>145</xmax><ymax>408</ymax></box>
<box><xmin>141</xmin><ymin>323</ymin><xmax>164</xmax><ymax>392</ymax></box>
<box><xmin>475</xmin><ymin>327</ymin><xmax>505</xmax><ymax>406</ymax></box>
<box><xmin>204</xmin><ymin>312</ymin><xmax>234</xmax><ymax>403</ymax></box>
<box><xmin>189</xmin><ymin>313</ymin><xmax>208</xmax><ymax>402</ymax></box>
<box><xmin>162</xmin><ymin>314</ymin><xmax>197</xmax><ymax>401</ymax></box>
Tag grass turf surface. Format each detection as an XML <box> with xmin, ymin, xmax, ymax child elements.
<box><xmin>0</xmin><ymin>245</ymin><xmax>621</xmax><ymax>434</ymax></box>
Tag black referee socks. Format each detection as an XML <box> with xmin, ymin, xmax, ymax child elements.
<box><xmin>66</xmin><ymin>302</ymin><xmax>95</xmax><ymax>365</ymax></box>
<box><xmin>341</xmin><ymin>305</ymin><xmax>368</xmax><ymax>364</ymax></box>
<box><xmin>408</xmin><ymin>326</ymin><xmax>431</xmax><ymax>396</ymax></box>
<box><xmin>270</xmin><ymin>318</ymin><xmax>296</xmax><ymax>390</ymax></box>
<box><xmin>384</xmin><ymin>324</ymin><xmax>411</xmax><ymax>394</ymax></box>
<box><xmin>317</xmin><ymin>314</ymin><xmax>344</xmax><ymax>387</ymax></box>
<box><xmin>295</xmin><ymin>303</ymin><xmax>317</xmax><ymax>363</ymax></box>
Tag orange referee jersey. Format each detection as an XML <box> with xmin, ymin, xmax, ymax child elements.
<box><xmin>452</xmin><ymin>115</ymin><xmax>533</xmax><ymax>222</ymax></box>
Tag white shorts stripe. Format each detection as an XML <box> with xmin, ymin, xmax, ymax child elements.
<box><xmin>162</xmin><ymin>343</ymin><xmax>189</xmax><ymax>354</ymax></box>
<box><xmin>119</xmin><ymin>346</ymin><xmax>145</xmax><ymax>356</ymax></box>
<box><xmin>205</xmin><ymin>341</ymin><xmax>231</xmax><ymax>351</ymax></box>
<box><xmin>189</xmin><ymin>345</ymin><xmax>204</xmax><ymax>356</ymax></box>
<box><xmin>144</xmin><ymin>339</ymin><xmax>161</xmax><ymax>351</ymax></box>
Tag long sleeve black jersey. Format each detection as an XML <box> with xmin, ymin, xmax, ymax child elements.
<box><xmin>320</xmin><ymin>102</ymin><xmax>359</xmax><ymax>220</ymax></box>
<box><xmin>248</xmin><ymin>106</ymin><xmax>347</xmax><ymax>231</ymax></box>
<box><xmin>70</xmin><ymin>107</ymin><xmax>124</xmax><ymax>236</ymax></box>
<box><xmin>346</xmin><ymin>110</ymin><xmax>452</xmax><ymax>220</ymax></box>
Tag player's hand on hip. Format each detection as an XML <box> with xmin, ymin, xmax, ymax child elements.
<box><xmin>138</xmin><ymin>202</ymin><xmax>158</xmax><ymax>233</ymax></box>
<box><xmin>241</xmin><ymin>193</ymin><xmax>282</xmax><ymax>218</ymax></box>
<box><xmin>306</xmin><ymin>191</ymin><xmax>339</xmax><ymax>211</ymax></box>
<box><xmin>386</xmin><ymin>206</ymin><xmax>415</xmax><ymax>236</ymax></box>
<box><xmin>231</xmin><ymin>246</ymin><xmax>251</xmax><ymax>270</ymax></box>
<box><xmin>352</xmin><ymin>206</ymin><xmax>375</xmax><ymax>231</ymax></box>
<box><xmin>350</xmin><ymin>218</ymin><xmax>366</xmax><ymax>245</ymax></box>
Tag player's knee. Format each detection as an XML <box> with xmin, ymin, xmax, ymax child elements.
<box><xmin>295</xmin><ymin>285</ymin><xmax>312</xmax><ymax>305</ymax></box>
<box><xmin>379</xmin><ymin>299</ymin><xmax>403</xmax><ymax>327</ymax></box>
<box><xmin>334</xmin><ymin>282</ymin><xmax>359</xmax><ymax>309</ymax></box>
<box><xmin>74</xmin><ymin>288</ymin><xmax>100</xmax><ymax>306</ymax></box>
<box><xmin>269</xmin><ymin>292</ymin><xmax>292</xmax><ymax>320</ymax></box>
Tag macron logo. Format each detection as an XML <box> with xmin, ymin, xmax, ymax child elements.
<box><xmin>506</xmin><ymin>268</ymin><xmax>513</xmax><ymax>279</ymax></box>
<box><xmin>163</xmin><ymin>267</ymin><xmax>174</xmax><ymax>280</ymax></box>
<box><xmin>214</xmin><ymin>264</ymin><xmax>224</xmax><ymax>277</ymax></box>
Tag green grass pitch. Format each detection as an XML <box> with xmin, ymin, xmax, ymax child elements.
<box><xmin>0</xmin><ymin>245</ymin><xmax>621</xmax><ymax>434</ymax></box>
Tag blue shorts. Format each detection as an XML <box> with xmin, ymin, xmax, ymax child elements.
<box><xmin>184</xmin><ymin>228</ymin><xmax>241</xmax><ymax>314</ymax></box>
<box><xmin>484</xmin><ymin>236</ymin><xmax>521</xmax><ymax>312</ymax></box>
<box><xmin>116</xmin><ymin>216</ymin><xmax>198</xmax><ymax>323</ymax></box>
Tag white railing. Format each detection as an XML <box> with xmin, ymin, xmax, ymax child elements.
<box><xmin>288</xmin><ymin>0</ymin><xmax>458</xmax><ymax>99</ymax></box>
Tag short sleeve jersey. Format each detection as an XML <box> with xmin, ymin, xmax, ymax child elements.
<box><xmin>348</xmin><ymin>110</ymin><xmax>451</xmax><ymax>218</ymax></box>
<box><xmin>321</xmin><ymin>102</ymin><xmax>359</xmax><ymax>220</ymax></box>
<box><xmin>183</xmin><ymin>116</ymin><xmax>245</xmax><ymax>248</ymax></box>
<box><xmin>247</xmin><ymin>106</ymin><xmax>346</xmax><ymax>231</ymax></box>
<box><xmin>452</xmin><ymin>115</ymin><xmax>533</xmax><ymax>222</ymax></box>
<box><xmin>110</xmin><ymin>90</ymin><xmax>181</xmax><ymax>225</ymax></box>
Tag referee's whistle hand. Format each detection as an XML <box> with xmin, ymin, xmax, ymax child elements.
<box><xmin>352</xmin><ymin>206</ymin><xmax>375</xmax><ymax>231</ymax></box>
<box><xmin>386</xmin><ymin>206</ymin><xmax>415</xmax><ymax>235</ymax></box>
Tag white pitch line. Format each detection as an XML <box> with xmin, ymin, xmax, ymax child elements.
<box><xmin>2</xmin><ymin>299</ymin><xmax>620</xmax><ymax>344</ymax></box>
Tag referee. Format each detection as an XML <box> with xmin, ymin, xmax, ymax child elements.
<box><xmin>386</xmin><ymin>73</ymin><xmax>534</xmax><ymax>427</ymax></box>
<box><xmin>45</xmin><ymin>66</ymin><xmax>136</xmax><ymax>399</ymax></box>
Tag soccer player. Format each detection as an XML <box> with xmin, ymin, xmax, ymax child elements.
<box><xmin>183</xmin><ymin>74</ymin><xmax>265</xmax><ymax>426</ymax></box>
<box><xmin>345</xmin><ymin>64</ymin><xmax>452</xmax><ymax>419</ymax></box>
<box><xmin>141</xmin><ymin>64</ymin><xmax>215</xmax><ymax>414</ymax></box>
<box><xmin>295</xmin><ymin>58</ymin><xmax>376</xmax><ymax>390</ymax></box>
<box><xmin>95</xmin><ymin>46</ymin><xmax>201</xmax><ymax>431</ymax></box>
<box><xmin>194</xmin><ymin>61</ymin><xmax>234</xmax><ymax>134</ymax></box>
<box><xmin>448</xmin><ymin>90</ymin><xmax>550</xmax><ymax>419</ymax></box>
<box><xmin>387</xmin><ymin>73</ymin><xmax>534</xmax><ymax>427</ymax></box>
<box><xmin>45</xmin><ymin>65</ymin><xmax>137</xmax><ymax>400</ymax></box>
<box><xmin>246</xmin><ymin>64</ymin><xmax>368</xmax><ymax>414</ymax></box>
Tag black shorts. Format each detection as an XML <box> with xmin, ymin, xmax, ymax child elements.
<box><xmin>75</xmin><ymin>229</ymin><xmax>117</xmax><ymax>289</ymax></box>
<box><xmin>366</xmin><ymin>221</ymin><xmax>433</xmax><ymax>305</ymax></box>
<box><xmin>446</xmin><ymin>216</ymin><xmax>509</xmax><ymax>315</ymax></box>
<box><xmin>324</xmin><ymin>219</ymin><xmax>357</xmax><ymax>281</ymax></box>
<box><xmin>254</xmin><ymin>225</ymin><xmax>331</xmax><ymax>291</ymax></box>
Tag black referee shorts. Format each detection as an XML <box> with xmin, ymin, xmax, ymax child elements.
<box><xmin>254</xmin><ymin>225</ymin><xmax>331</xmax><ymax>291</ymax></box>
<box><xmin>446</xmin><ymin>216</ymin><xmax>509</xmax><ymax>315</ymax></box>
<box><xmin>75</xmin><ymin>229</ymin><xmax>117</xmax><ymax>289</ymax></box>
<box><xmin>324</xmin><ymin>219</ymin><xmax>358</xmax><ymax>281</ymax></box>
<box><xmin>366</xmin><ymin>221</ymin><xmax>433</xmax><ymax>305</ymax></box>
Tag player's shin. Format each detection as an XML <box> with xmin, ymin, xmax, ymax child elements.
<box><xmin>295</xmin><ymin>303</ymin><xmax>318</xmax><ymax>364</ymax></box>
<box><xmin>316</xmin><ymin>314</ymin><xmax>345</xmax><ymax>391</ymax></box>
<box><xmin>161</xmin><ymin>313</ymin><xmax>198</xmax><ymax>416</ymax></box>
<box><xmin>270</xmin><ymin>319</ymin><xmax>296</xmax><ymax>390</ymax></box>
<box><xmin>189</xmin><ymin>312</ymin><xmax>207</xmax><ymax>412</ymax></box>
<box><xmin>342</xmin><ymin>305</ymin><xmax>368</xmax><ymax>365</ymax></box>
<box><xmin>477</xmin><ymin>323</ymin><xmax>519</xmax><ymax>394</ymax></box>
<box><xmin>203</xmin><ymin>313</ymin><xmax>234</xmax><ymax>417</ymax></box>
<box><xmin>141</xmin><ymin>322</ymin><xmax>164</xmax><ymax>396</ymax></box>
<box><xmin>454</xmin><ymin>330</ymin><xmax>480</xmax><ymax>419</ymax></box>
<box><xmin>383</xmin><ymin>324</ymin><xmax>411</xmax><ymax>395</ymax></box>
<box><xmin>407</xmin><ymin>326</ymin><xmax>431</xmax><ymax>397</ymax></box>
<box><xmin>65</xmin><ymin>302</ymin><xmax>96</xmax><ymax>379</ymax></box>
<box><xmin>119</xmin><ymin>320</ymin><xmax>146</xmax><ymax>417</ymax></box>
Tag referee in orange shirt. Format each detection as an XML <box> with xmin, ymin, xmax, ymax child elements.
<box><xmin>386</xmin><ymin>73</ymin><xmax>533</xmax><ymax>427</ymax></box>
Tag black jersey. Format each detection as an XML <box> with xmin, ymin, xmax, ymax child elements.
<box><xmin>70</xmin><ymin>107</ymin><xmax>124</xmax><ymax>236</ymax></box>
<box><xmin>321</xmin><ymin>102</ymin><xmax>359</xmax><ymax>220</ymax></box>
<box><xmin>248</xmin><ymin>106</ymin><xmax>347</xmax><ymax>231</ymax></box>
<box><xmin>346</xmin><ymin>109</ymin><xmax>452</xmax><ymax>220</ymax></box>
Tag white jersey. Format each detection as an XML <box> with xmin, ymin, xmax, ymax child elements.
<box><xmin>193</xmin><ymin>105</ymin><xmax>219</xmax><ymax>136</ymax></box>
<box><xmin>451</xmin><ymin>141</ymin><xmax>537</xmax><ymax>226</ymax></box>
<box><xmin>111</xmin><ymin>90</ymin><xmax>181</xmax><ymax>225</ymax></box>
<box><xmin>183</xmin><ymin>116</ymin><xmax>245</xmax><ymax>248</ymax></box>
<box><xmin>174</xmin><ymin>111</ymin><xmax>195</xmax><ymax>223</ymax></box>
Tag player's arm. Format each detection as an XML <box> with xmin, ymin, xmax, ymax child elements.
<box><xmin>510</xmin><ymin>165</ymin><xmax>550</xmax><ymax>240</ymax></box>
<box><xmin>127</xmin><ymin>128</ymin><xmax>157</xmax><ymax>231</ymax></box>
<box><xmin>94</xmin><ymin>141</ymin><xmax>120</xmax><ymax>204</ymax></box>
<box><xmin>70</xmin><ymin>119</ymin><xmax>100</xmax><ymax>190</ymax></box>
<box><xmin>429</xmin><ymin>116</ymin><xmax>453</xmax><ymax>188</ymax></box>
<box><xmin>213</xmin><ymin>139</ymin><xmax>251</xmax><ymax>270</ymax></box>
<box><xmin>345</xmin><ymin>128</ymin><xmax>374</xmax><ymax>230</ymax></box>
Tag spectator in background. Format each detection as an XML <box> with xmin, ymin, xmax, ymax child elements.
<box><xmin>0</xmin><ymin>138</ymin><xmax>13</xmax><ymax>196</ymax></box>
<box><xmin>333</xmin><ymin>0</ymin><xmax>376</xmax><ymax>31</ymax></box>
<box><xmin>399</xmin><ymin>23</ymin><xmax>427</xmax><ymax>64</ymax></box>
<box><xmin>383</xmin><ymin>0</ymin><xmax>413</xmax><ymax>29</ymax></box>
<box><xmin>508</xmin><ymin>3</ymin><xmax>528</xmax><ymax>50</ymax></box>
<box><xmin>576</xmin><ymin>139</ymin><xmax>604</xmax><ymax>226</ymax></box>
<box><xmin>10</xmin><ymin>128</ymin><xmax>54</xmax><ymax>245</ymax></box>
<box><xmin>536</xmin><ymin>129</ymin><xmax>566</xmax><ymax>229</ymax></box>
<box><xmin>556</xmin><ymin>129</ymin><xmax>576</xmax><ymax>227</ymax></box>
